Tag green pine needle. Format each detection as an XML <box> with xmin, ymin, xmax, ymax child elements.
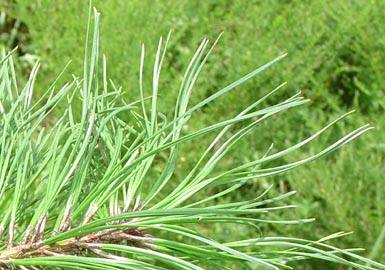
<box><xmin>0</xmin><ymin>6</ymin><xmax>382</xmax><ymax>270</ymax></box>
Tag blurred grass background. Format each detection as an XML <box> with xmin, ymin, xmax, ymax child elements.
<box><xmin>1</xmin><ymin>0</ymin><xmax>384</xmax><ymax>269</ymax></box>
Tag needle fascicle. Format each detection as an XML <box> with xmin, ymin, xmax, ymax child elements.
<box><xmin>81</xmin><ymin>203</ymin><xmax>98</xmax><ymax>225</ymax></box>
<box><xmin>7</xmin><ymin>216</ymin><xmax>15</xmax><ymax>249</ymax></box>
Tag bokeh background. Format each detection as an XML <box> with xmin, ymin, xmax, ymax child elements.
<box><xmin>1</xmin><ymin>1</ymin><xmax>384</xmax><ymax>269</ymax></box>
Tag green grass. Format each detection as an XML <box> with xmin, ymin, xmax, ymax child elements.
<box><xmin>2</xmin><ymin>1</ymin><xmax>385</xmax><ymax>268</ymax></box>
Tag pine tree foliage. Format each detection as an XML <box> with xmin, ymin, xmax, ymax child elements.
<box><xmin>0</xmin><ymin>7</ymin><xmax>383</xmax><ymax>270</ymax></box>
